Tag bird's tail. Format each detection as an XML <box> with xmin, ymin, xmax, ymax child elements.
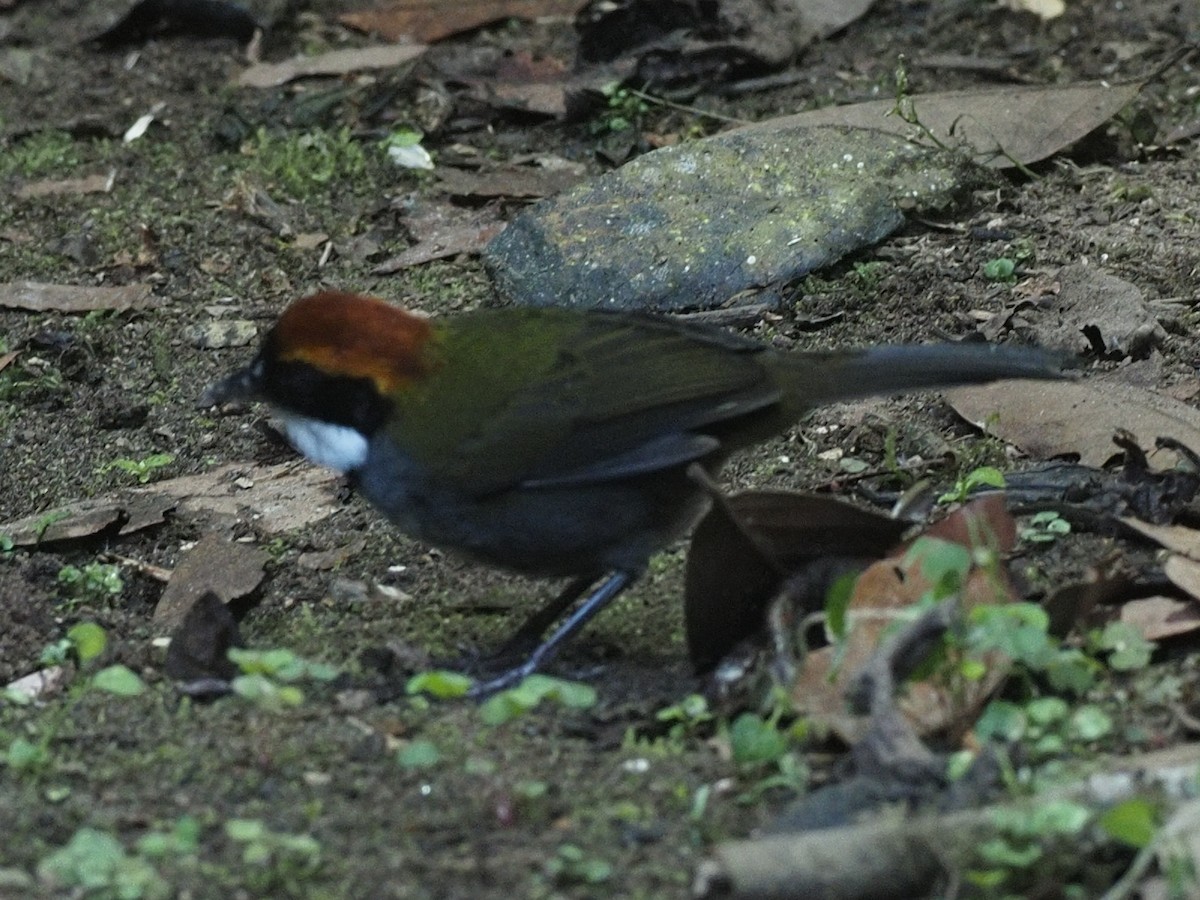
<box><xmin>769</xmin><ymin>342</ymin><xmax>1068</xmax><ymax>413</ymax></box>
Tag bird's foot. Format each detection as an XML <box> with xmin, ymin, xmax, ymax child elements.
<box><xmin>466</xmin><ymin>659</ymin><xmax>539</xmax><ymax>700</ymax></box>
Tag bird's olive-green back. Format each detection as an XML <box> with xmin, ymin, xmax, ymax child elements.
<box><xmin>385</xmin><ymin>307</ymin><xmax>784</xmax><ymax>494</ymax></box>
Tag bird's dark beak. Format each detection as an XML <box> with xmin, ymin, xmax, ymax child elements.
<box><xmin>198</xmin><ymin>364</ymin><xmax>262</xmax><ymax>409</ymax></box>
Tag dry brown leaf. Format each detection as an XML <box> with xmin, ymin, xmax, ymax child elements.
<box><xmin>789</xmin><ymin>495</ymin><xmax>1018</xmax><ymax>741</ymax></box>
<box><xmin>374</xmin><ymin>204</ymin><xmax>507</xmax><ymax>273</ymax></box>
<box><xmin>1120</xmin><ymin>518</ymin><xmax>1200</xmax><ymax>560</ymax></box>
<box><xmin>153</xmin><ymin>535</ymin><xmax>267</xmax><ymax>630</ymax></box>
<box><xmin>1120</xmin><ymin>595</ymin><xmax>1200</xmax><ymax>642</ymax></box>
<box><xmin>0</xmin><ymin>350</ymin><xmax>17</xmax><ymax>373</ymax></box>
<box><xmin>947</xmin><ymin>380</ymin><xmax>1200</xmax><ymax>468</ymax></box>
<box><xmin>15</xmin><ymin>171</ymin><xmax>115</xmax><ymax>199</ymax></box>
<box><xmin>237</xmin><ymin>44</ymin><xmax>426</xmax><ymax>88</ymax></box>
<box><xmin>0</xmin><ymin>281</ymin><xmax>155</xmax><ymax>313</ymax></box>
<box><xmin>1164</xmin><ymin>555</ymin><xmax>1200</xmax><ymax>604</ymax></box>
<box><xmin>0</xmin><ymin>495</ymin><xmax>173</xmax><ymax>546</ymax></box>
<box><xmin>141</xmin><ymin>462</ymin><xmax>343</xmax><ymax>534</ymax></box>
<box><xmin>737</xmin><ymin>80</ymin><xmax>1142</xmax><ymax>169</ymax></box>
<box><xmin>340</xmin><ymin>0</ymin><xmax>586</xmax><ymax>43</ymax></box>
<box><xmin>436</xmin><ymin>165</ymin><xmax>584</xmax><ymax>199</ymax></box>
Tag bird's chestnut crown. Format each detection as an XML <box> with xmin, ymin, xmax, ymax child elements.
<box><xmin>249</xmin><ymin>291</ymin><xmax>436</xmax><ymax>433</ymax></box>
<box><xmin>270</xmin><ymin>291</ymin><xmax>434</xmax><ymax>394</ymax></box>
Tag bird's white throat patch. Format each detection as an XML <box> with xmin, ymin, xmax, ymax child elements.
<box><xmin>277</xmin><ymin>412</ymin><xmax>368</xmax><ymax>473</ymax></box>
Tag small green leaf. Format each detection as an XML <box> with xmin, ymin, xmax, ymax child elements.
<box><xmin>6</xmin><ymin>738</ymin><xmax>49</xmax><ymax>772</ymax></box>
<box><xmin>224</xmin><ymin>819</ymin><xmax>265</xmax><ymax>842</ymax></box>
<box><xmin>406</xmin><ymin>670</ymin><xmax>473</xmax><ymax>699</ymax></box>
<box><xmin>478</xmin><ymin>675</ymin><xmax>596</xmax><ymax>725</ymax></box>
<box><xmin>964</xmin><ymin>467</ymin><xmax>1006</xmax><ymax>492</ymax></box>
<box><xmin>1025</xmin><ymin>696</ymin><xmax>1069</xmax><ymax>726</ymax></box>
<box><xmin>905</xmin><ymin>537</ymin><xmax>971</xmax><ymax>597</ymax></box>
<box><xmin>824</xmin><ymin>571</ymin><xmax>858</xmax><ymax>641</ymax></box>
<box><xmin>729</xmin><ymin>713</ymin><xmax>788</xmax><ymax>766</ymax></box>
<box><xmin>983</xmin><ymin>257</ymin><xmax>1016</xmax><ymax>281</ymax></box>
<box><xmin>397</xmin><ymin>740</ymin><xmax>440</xmax><ymax>769</ymax></box>
<box><xmin>1029</xmin><ymin>800</ymin><xmax>1090</xmax><ymax>835</ymax></box>
<box><xmin>91</xmin><ymin>665</ymin><xmax>146</xmax><ymax>696</ymax></box>
<box><xmin>1069</xmin><ymin>705</ymin><xmax>1113</xmax><ymax>741</ymax></box>
<box><xmin>67</xmin><ymin>622</ymin><xmax>107</xmax><ymax>662</ymax></box>
<box><xmin>1098</xmin><ymin>798</ymin><xmax>1157</xmax><ymax>848</ymax></box>
<box><xmin>1096</xmin><ymin>621</ymin><xmax>1154</xmax><ymax>671</ymax></box>
<box><xmin>975</xmin><ymin>701</ymin><xmax>1027</xmax><ymax>743</ymax></box>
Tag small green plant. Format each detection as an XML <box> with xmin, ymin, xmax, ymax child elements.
<box><xmin>967</xmin><ymin>800</ymin><xmax>1092</xmax><ymax>894</ymax></box>
<box><xmin>57</xmin><ymin>562</ymin><xmax>123</xmax><ymax>604</ymax></box>
<box><xmin>974</xmin><ymin>697</ymin><xmax>1112</xmax><ymax>760</ymax></box>
<box><xmin>850</xmin><ymin>260</ymin><xmax>887</xmax><ymax>287</ymax></box>
<box><xmin>721</xmin><ymin>708</ymin><xmax>809</xmax><ymax>801</ymax></box>
<box><xmin>592</xmin><ymin>82</ymin><xmax>651</xmax><ymax>134</ymax></box>
<box><xmin>983</xmin><ymin>256</ymin><xmax>1017</xmax><ymax>282</ymax></box>
<box><xmin>37</xmin><ymin>827</ymin><xmax>169</xmax><ymax>900</ymax></box>
<box><xmin>939</xmin><ymin>465</ymin><xmax>1006</xmax><ymax>505</ymax></box>
<box><xmin>396</xmin><ymin>739</ymin><xmax>441</xmax><ymax>769</ymax></box>
<box><xmin>478</xmin><ymin>674</ymin><xmax>597</xmax><ymax>725</ymax></box>
<box><xmin>0</xmin><ymin>358</ymin><xmax>65</xmax><ymax>401</ymax></box>
<box><xmin>965</xmin><ymin>603</ymin><xmax>1099</xmax><ymax>695</ymax></box>
<box><xmin>99</xmin><ymin>453</ymin><xmax>174</xmax><ymax>484</ymax></box>
<box><xmin>544</xmin><ymin>844</ymin><xmax>612</xmax><ymax>886</ymax></box>
<box><xmin>228</xmin><ymin>647</ymin><xmax>339</xmax><ymax>711</ymax></box>
<box><xmin>406</xmin><ymin>669</ymin><xmax>473</xmax><ymax>699</ymax></box>
<box><xmin>137</xmin><ymin>815</ymin><xmax>202</xmax><ymax>859</ymax></box>
<box><xmin>1021</xmin><ymin>510</ymin><xmax>1070</xmax><ymax>544</ymax></box>
<box><xmin>1</xmin><ymin>129</ymin><xmax>79</xmax><ymax>177</ymax></box>
<box><xmin>655</xmin><ymin>693</ymin><xmax>715</xmax><ymax>741</ymax></box>
<box><xmin>244</xmin><ymin>126</ymin><xmax>367</xmax><ymax>197</ymax></box>
<box><xmin>4</xmin><ymin>737</ymin><xmax>50</xmax><ymax>774</ymax></box>
<box><xmin>224</xmin><ymin>819</ymin><xmax>322</xmax><ymax>893</ymax></box>
<box><xmin>1088</xmin><ymin>621</ymin><xmax>1154</xmax><ymax>672</ymax></box>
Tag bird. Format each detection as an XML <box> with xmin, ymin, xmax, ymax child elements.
<box><xmin>201</xmin><ymin>290</ymin><xmax>1064</xmax><ymax>696</ymax></box>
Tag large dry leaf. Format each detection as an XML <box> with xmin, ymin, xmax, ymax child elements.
<box><xmin>374</xmin><ymin>202</ymin><xmax>507</xmax><ymax>274</ymax></box>
<box><xmin>737</xmin><ymin>80</ymin><xmax>1142</xmax><ymax>169</ymax></box>
<box><xmin>0</xmin><ymin>281</ymin><xmax>154</xmax><ymax>313</ymax></box>
<box><xmin>153</xmin><ymin>534</ymin><xmax>266</xmax><ymax>630</ymax></box>
<box><xmin>789</xmin><ymin>495</ymin><xmax>1018</xmax><ymax>741</ymax></box>
<box><xmin>1164</xmin><ymin>556</ymin><xmax>1200</xmax><ymax>605</ymax></box>
<box><xmin>144</xmin><ymin>462</ymin><xmax>343</xmax><ymax>534</ymax></box>
<box><xmin>1012</xmin><ymin>264</ymin><xmax>1166</xmax><ymax>359</ymax></box>
<box><xmin>683</xmin><ymin>490</ymin><xmax>908</xmax><ymax>672</ymax></box>
<box><xmin>237</xmin><ymin>44</ymin><xmax>426</xmax><ymax>88</ymax></box>
<box><xmin>0</xmin><ymin>495</ymin><xmax>173</xmax><ymax>546</ymax></box>
<box><xmin>1121</xmin><ymin>596</ymin><xmax>1200</xmax><ymax>642</ymax></box>
<box><xmin>947</xmin><ymin>379</ymin><xmax>1200</xmax><ymax>468</ymax></box>
<box><xmin>1121</xmin><ymin>518</ymin><xmax>1200</xmax><ymax>560</ymax></box>
<box><xmin>15</xmin><ymin>171</ymin><xmax>115</xmax><ymax>199</ymax></box>
<box><xmin>340</xmin><ymin>0</ymin><xmax>586</xmax><ymax>43</ymax></box>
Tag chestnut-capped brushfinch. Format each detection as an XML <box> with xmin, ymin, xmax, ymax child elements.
<box><xmin>202</xmin><ymin>291</ymin><xmax>1063</xmax><ymax>695</ymax></box>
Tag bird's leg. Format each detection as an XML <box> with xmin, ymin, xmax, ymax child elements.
<box><xmin>468</xmin><ymin>570</ymin><xmax>635</xmax><ymax>699</ymax></box>
<box><xmin>490</xmin><ymin>574</ymin><xmax>597</xmax><ymax>661</ymax></box>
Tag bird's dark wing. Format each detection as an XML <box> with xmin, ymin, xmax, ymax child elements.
<box><xmin>386</xmin><ymin>308</ymin><xmax>781</xmax><ymax>494</ymax></box>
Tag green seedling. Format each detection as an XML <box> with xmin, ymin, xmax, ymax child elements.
<box><xmin>57</xmin><ymin>562</ymin><xmax>123</xmax><ymax>604</ymax></box>
<box><xmin>99</xmin><ymin>453</ymin><xmax>174</xmax><ymax>484</ymax></box>
<box><xmin>478</xmin><ymin>674</ymin><xmax>597</xmax><ymax>725</ymax></box>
